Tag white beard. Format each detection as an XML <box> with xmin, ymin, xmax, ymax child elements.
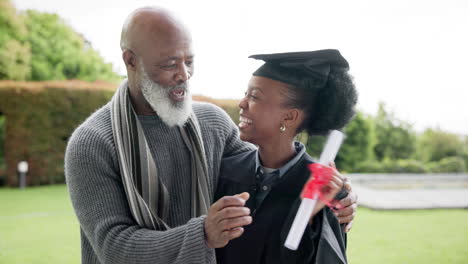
<box><xmin>139</xmin><ymin>66</ymin><xmax>192</xmax><ymax>127</ymax></box>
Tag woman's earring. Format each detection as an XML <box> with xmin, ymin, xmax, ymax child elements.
<box><xmin>280</xmin><ymin>124</ymin><xmax>286</xmax><ymax>132</ymax></box>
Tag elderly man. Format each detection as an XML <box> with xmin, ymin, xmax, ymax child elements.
<box><xmin>65</xmin><ymin>6</ymin><xmax>357</xmax><ymax>264</ymax></box>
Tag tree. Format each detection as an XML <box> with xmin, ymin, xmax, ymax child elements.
<box><xmin>415</xmin><ymin>128</ymin><xmax>464</xmax><ymax>162</ymax></box>
<box><xmin>335</xmin><ymin>111</ymin><xmax>374</xmax><ymax>172</ymax></box>
<box><xmin>373</xmin><ymin>102</ymin><xmax>416</xmax><ymax>161</ymax></box>
<box><xmin>24</xmin><ymin>10</ymin><xmax>120</xmax><ymax>82</ymax></box>
<box><xmin>0</xmin><ymin>0</ymin><xmax>31</xmax><ymax>80</ymax></box>
<box><xmin>301</xmin><ymin>111</ymin><xmax>374</xmax><ymax>172</ymax></box>
<box><xmin>0</xmin><ymin>0</ymin><xmax>120</xmax><ymax>82</ymax></box>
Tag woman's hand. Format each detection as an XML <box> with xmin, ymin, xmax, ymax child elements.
<box><xmin>310</xmin><ymin>165</ymin><xmax>345</xmax><ymax>221</ymax></box>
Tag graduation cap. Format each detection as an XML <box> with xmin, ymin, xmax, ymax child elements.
<box><xmin>249</xmin><ymin>49</ymin><xmax>349</xmax><ymax>90</ymax></box>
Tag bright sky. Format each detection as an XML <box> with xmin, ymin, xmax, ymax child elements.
<box><xmin>13</xmin><ymin>0</ymin><xmax>468</xmax><ymax>135</ymax></box>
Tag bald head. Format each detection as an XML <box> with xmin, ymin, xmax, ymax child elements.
<box><xmin>120</xmin><ymin>7</ymin><xmax>190</xmax><ymax>53</ymax></box>
<box><xmin>120</xmin><ymin>6</ymin><xmax>194</xmax><ymax>81</ymax></box>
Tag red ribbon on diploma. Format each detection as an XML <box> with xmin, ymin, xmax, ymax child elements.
<box><xmin>301</xmin><ymin>163</ymin><xmax>334</xmax><ymax>204</ymax></box>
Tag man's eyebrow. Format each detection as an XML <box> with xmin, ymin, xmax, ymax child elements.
<box><xmin>160</xmin><ymin>56</ymin><xmax>178</xmax><ymax>62</ymax></box>
<box><xmin>158</xmin><ymin>55</ymin><xmax>194</xmax><ymax>63</ymax></box>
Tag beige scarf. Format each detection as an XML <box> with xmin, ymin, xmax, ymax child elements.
<box><xmin>110</xmin><ymin>79</ymin><xmax>211</xmax><ymax>229</ymax></box>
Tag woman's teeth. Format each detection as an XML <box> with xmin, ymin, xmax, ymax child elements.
<box><xmin>239</xmin><ymin>116</ymin><xmax>253</xmax><ymax>128</ymax></box>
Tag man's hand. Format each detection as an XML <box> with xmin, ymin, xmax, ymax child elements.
<box><xmin>328</xmin><ymin>162</ymin><xmax>358</xmax><ymax>232</ymax></box>
<box><xmin>334</xmin><ymin>181</ymin><xmax>357</xmax><ymax>232</ymax></box>
<box><xmin>205</xmin><ymin>192</ymin><xmax>252</xmax><ymax>248</ymax></box>
<box><xmin>330</xmin><ymin>179</ymin><xmax>357</xmax><ymax>232</ymax></box>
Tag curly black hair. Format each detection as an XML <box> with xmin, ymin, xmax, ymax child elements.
<box><xmin>281</xmin><ymin>67</ymin><xmax>358</xmax><ymax>135</ymax></box>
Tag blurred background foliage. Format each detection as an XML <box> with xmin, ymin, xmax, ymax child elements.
<box><xmin>0</xmin><ymin>0</ymin><xmax>121</xmax><ymax>82</ymax></box>
<box><xmin>304</xmin><ymin>102</ymin><xmax>468</xmax><ymax>174</ymax></box>
<box><xmin>0</xmin><ymin>81</ymin><xmax>115</xmax><ymax>186</ymax></box>
<box><xmin>0</xmin><ymin>0</ymin><xmax>467</xmax><ymax>186</ymax></box>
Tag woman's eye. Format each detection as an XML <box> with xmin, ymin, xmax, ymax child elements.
<box><xmin>244</xmin><ymin>91</ymin><xmax>257</xmax><ymax>100</ymax></box>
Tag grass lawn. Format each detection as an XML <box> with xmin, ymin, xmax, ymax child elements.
<box><xmin>0</xmin><ymin>185</ymin><xmax>80</xmax><ymax>264</ymax></box>
<box><xmin>347</xmin><ymin>208</ymin><xmax>468</xmax><ymax>263</ymax></box>
<box><xmin>1</xmin><ymin>185</ymin><xmax>467</xmax><ymax>264</ymax></box>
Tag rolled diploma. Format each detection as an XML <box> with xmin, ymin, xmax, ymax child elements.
<box><xmin>284</xmin><ymin>130</ymin><xmax>344</xmax><ymax>250</ymax></box>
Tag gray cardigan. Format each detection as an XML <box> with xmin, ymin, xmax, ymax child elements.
<box><xmin>65</xmin><ymin>102</ymin><xmax>252</xmax><ymax>264</ymax></box>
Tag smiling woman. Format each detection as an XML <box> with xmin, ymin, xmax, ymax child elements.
<box><xmin>238</xmin><ymin>77</ymin><xmax>290</xmax><ymax>145</ymax></box>
<box><xmin>215</xmin><ymin>50</ymin><xmax>358</xmax><ymax>264</ymax></box>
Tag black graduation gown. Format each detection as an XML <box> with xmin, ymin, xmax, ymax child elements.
<box><xmin>215</xmin><ymin>150</ymin><xmax>347</xmax><ymax>264</ymax></box>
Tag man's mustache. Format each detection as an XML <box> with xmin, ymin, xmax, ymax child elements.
<box><xmin>165</xmin><ymin>82</ymin><xmax>189</xmax><ymax>91</ymax></box>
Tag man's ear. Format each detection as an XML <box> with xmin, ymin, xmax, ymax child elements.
<box><xmin>122</xmin><ymin>49</ymin><xmax>137</xmax><ymax>71</ymax></box>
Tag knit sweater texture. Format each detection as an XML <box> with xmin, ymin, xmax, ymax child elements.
<box><xmin>65</xmin><ymin>101</ymin><xmax>252</xmax><ymax>264</ymax></box>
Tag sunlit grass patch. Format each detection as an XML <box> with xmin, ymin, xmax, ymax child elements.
<box><xmin>1</xmin><ymin>185</ymin><xmax>467</xmax><ymax>263</ymax></box>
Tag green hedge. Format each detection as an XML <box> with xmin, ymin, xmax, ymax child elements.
<box><xmin>354</xmin><ymin>160</ymin><xmax>385</xmax><ymax>173</ymax></box>
<box><xmin>428</xmin><ymin>156</ymin><xmax>466</xmax><ymax>173</ymax></box>
<box><xmin>354</xmin><ymin>157</ymin><xmax>467</xmax><ymax>174</ymax></box>
<box><xmin>355</xmin><ymin>159</ymin><xmax>429</xmax><ymax>173</ymax></box>
<box><xmin>0</xmin><ymin>82</ymin><xmax>242</xmax><ymax>186</ymax></box>
<box><xmin>3</xmin><ymin>80</ymin><xmax>462</xmax><ymax>187</ymax></box>
<box><xmin>0</xmin><ymin>81</ymin><xmax>115</xmax><ymax>186</ymax></box>
<box><xmin>390</xmin><ymin>159</ymin><xmax>429</xmax><ymax>173</ymax></box>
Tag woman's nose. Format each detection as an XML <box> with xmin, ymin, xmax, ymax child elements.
<box><xmin>238</xmin><ymin>97</ymin><xmax>247</xmax><ymax>109</ymax></box>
